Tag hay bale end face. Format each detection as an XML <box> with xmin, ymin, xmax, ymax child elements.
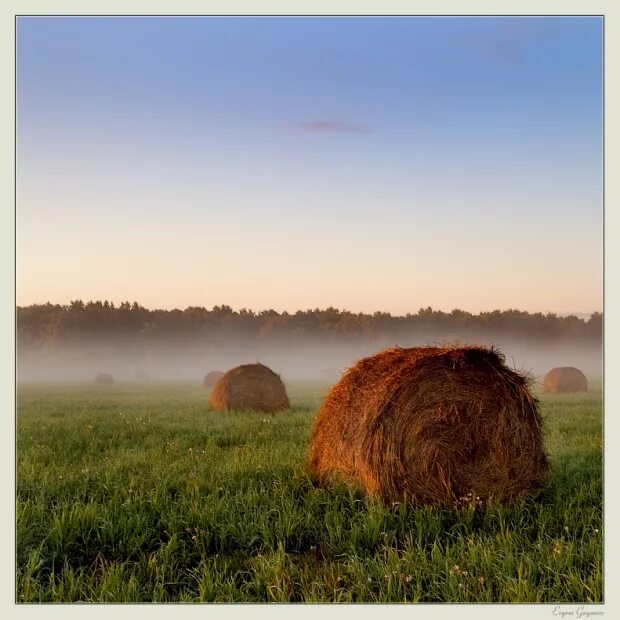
<box><xmin>203</xmin><ymin>371</ymin><xmax>225</xmax><ymax>388</ymax></box>
<box><xmin>308</xmin><ymin>346</ymin><xmax>548</xmax><ymax>507</ymax></box>
<box><xmin>209</xmin><ymin>363</ymin><xmax>289</xmax><ymax>412</ymax></box>
<box><xmin>543</xmin><ymin>367</ymin><xmax>588</xmax><ymax>393</ymax></box>
<box><xmin>94</xmin><ymin>373</ymin><xmax>114</xmax><ymax>385</ymax></box>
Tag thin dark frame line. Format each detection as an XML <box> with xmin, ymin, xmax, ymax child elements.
<box><xmin>13</xmin><ymin>14</ymin><xmax>607</xmax><ymax>17</ymax></box>
<box><xmin>13</xmin><ymin>12</ymin><xmax>606</xmax><ymax>605</ymax></box>
<box><xmin>15</xmin><ymin>13</ymin><xmax>605</xmax><ymax>19</ymax></box>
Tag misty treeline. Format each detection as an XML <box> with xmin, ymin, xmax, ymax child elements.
<box><xmin>18</xmin><ymin>301</ymin><xmax>602</xmax><ymax>349</ymax></box>
<box><xmin>16</xmin><ymin>302</ymin><xmax>603</xmax><ymax>381</ymax></box>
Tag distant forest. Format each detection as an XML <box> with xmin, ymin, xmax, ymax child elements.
<box><xmin>17</xmin><ymin>301</ymin><xmax>603</xmax><ymax>350</ymax></box>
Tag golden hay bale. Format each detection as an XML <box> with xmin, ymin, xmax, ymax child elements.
<box><xmin>94</xmin><ymin>373</ymin><xmax>114</xmax><ymax>385</ymax></box>
<box><xmin>308</xmin><ymin>346</ymin><xmax>548</xmax><ymax>507</ymax></box>
<box><xmin>209</xmin><ymin>363</ymin><xmax>290</xmax><ymax>412</ymax></box>
<box><xmin>543</xmin><ymin>367</ymin><xmax>587</xmax><ymax>393</ymax></box>
<box><xmin>203</xmin><ymin>371</ymin><xmax>225</xmax><ymax>388</ymax></box>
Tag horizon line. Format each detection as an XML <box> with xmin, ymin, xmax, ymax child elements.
<box><xmin>15</xmin><ymin>300</ymin><xmax>602</xmax><ymax>320</ymax></box>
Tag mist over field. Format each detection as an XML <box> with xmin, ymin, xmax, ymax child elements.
<box><xmin>16</xmin><ymin>306</ymin><xmax>603</xmax><ymax>384</ymax></box>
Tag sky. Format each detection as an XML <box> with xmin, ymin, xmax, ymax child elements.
<box><xmin>16</xmin><ymin>16</ymin><xmax>603</xmax><ymax>316</ymax></box>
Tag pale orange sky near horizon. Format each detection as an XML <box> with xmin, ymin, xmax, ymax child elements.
<box><xmin>17</xmin><ymin>17</ymin><xmax>603</xmax><ymax>317</ymax></box>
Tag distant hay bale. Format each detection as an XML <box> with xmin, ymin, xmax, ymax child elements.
<box><xmin>543</xmin><ymin>367</ymin><xmax>587</xmax><ymax>393</ymax></box>
<box><xmin>321</xmin><ymin>368</ymin><xmax>344</xmax><ymax>382</ymax></box>
<box><xmin>203</xmin><ymin>371</ymin><xmax>225</xmax><ymax>388</ymax></box>
<box><xmin>209</xmin><ymin>363</ymin><xmax>289</xmax><ymax>412</ymax></box>
<box><xmin>94</xmin><ymin>373</ymin><xmax>114</xmax><ymax>385</ymax></box>
<box><xmin>308</xmin><ymin>345</ymin><xmax>548</xmax><ymax>507</ymax></box>
<box><xmin>134</xmin><ymin>371</ymin><xmax>150</xmax><ymax>382</ymax></box>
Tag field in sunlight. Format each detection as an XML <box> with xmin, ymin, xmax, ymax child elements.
<box><xmin>16</xmin><ymin>382</ymin><xmax>602</xmax><ymax>603</ymax></box>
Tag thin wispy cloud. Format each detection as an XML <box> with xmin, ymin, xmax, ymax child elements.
<box><xmin>297</xmin><ymin>120</ymin><xmax>371</xmax><ymax>133</ymax></box>
<box><xmin>461</xmin><ymin>18</ymin><xmax>543</xmax><ymax>64</ymax></box>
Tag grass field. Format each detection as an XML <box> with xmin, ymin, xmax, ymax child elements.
<box><xmin>15</xmin><ymin>382</ymin><xmax>603</xmax><ymax>603</ymax></box>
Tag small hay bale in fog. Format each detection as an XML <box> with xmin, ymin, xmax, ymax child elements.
<box><xmin>203</xmin><ymin>371</ymin><xmax>225</xmax><ymax>388</ymax></box>
<box><xmin>134</xmin><ymin>371</ymin><xmax>150</xmax><ymax>382</ymax></box>
<box><xmin>543</xmin><ymin>367</ymin><xmax>588</xmax><ymax>393</ymax></box>
<box><xmin>321</xmin><ymin>367</ymin><xmax>344</xmax><ymax>382</ymax></box>
<box><xmin>94</xmin><ymin>373</ymin><xmax>114</xmax><ymax>385</ymax></box>
<box><xmin>209</xmin><ymin>363</ymin><xmax>289</xmax><ymax>413</ymax></box>
<box><xmin>308</xmin><ymin>345</ymin><xmax>548</xmax><ymax>507</ymax></box>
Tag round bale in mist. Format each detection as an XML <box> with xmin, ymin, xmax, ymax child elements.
<box><xmin>321</xmin><ymin>368</ymin><xmax>344</xmax><ymax>382</ymax></box>
<box><xmin>209</xmin><ymin>363</ymin><xmax>289</xmax><ymax>413</ymax></box>
<box><xmin>94</xmin><ymin>373</ymin><xmax>114</xmax><ymax>385</ymax></box>
<box><xmin>203</xmin><ymin>370</ymin><xmax>225</xmax><ymax>388</ymax></box>
<box><xmin>134</xmin><ymin>371</ymin><xmax>150</xmax><ymax>382</ymax></box>
<box><xmin>543</xmin><ymin>367</ymin><xmax>588</xmax><ymax>393</ymax></box>
<box><xmin>308</xmin><ymin>345</ymin><xmax>548</xmax><ymax>507</ymax></box>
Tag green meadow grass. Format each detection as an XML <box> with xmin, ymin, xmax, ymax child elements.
<box><xmin>16</xmin><ymin>382</ymin><xmax>602</xmax><ymax>603</ymax></box>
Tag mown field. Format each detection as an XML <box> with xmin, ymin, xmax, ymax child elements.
<box><xmin>15</xmin><ymin>381</ymin><xmax>603</xmax><ymax>603</ymax></box>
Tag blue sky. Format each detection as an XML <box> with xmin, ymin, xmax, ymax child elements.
<box><xmin>17</xmin><ymin>16</ymin><xmax>603</xmax><ymax>314</ymax></box>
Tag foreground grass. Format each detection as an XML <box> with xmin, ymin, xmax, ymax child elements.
<box><xmin>16</xmin><ymin>383</ymin><xmax>602</xmax><ymax>603</ymax></box>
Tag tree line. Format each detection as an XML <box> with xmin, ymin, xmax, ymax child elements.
<box><xmin>17</xmin><ymin>301</ymin><xmax>603</xmax><ymax>350</ymax></box>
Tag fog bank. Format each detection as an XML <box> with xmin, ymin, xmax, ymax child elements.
<box><xmin>17</xmin><ymin>336</ymin><xmax>603</xmax><ymax>385</ymax></box>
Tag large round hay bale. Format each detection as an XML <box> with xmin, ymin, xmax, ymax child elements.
<box><xmin>308</xmin><ymin>346</ymin><xmax>548</xmax><ymax>507</ymax></box>
<box><xmin>94</xmin><ymin>373</ymin><xmax>114</xmax><ymax>385</ymax></box>
<box><xmin>543</xmin><ymin>367</ymin><xmax>587</xmax><ymax>393</ymax></box>
<box><xmin>209</xmin><ymin>363</ymin><xmax>290</xmax><ymax>412</ymax></box>
<box><xmin>203</xmin><ymin>370</ymin><xmax>225</xmax><ymax>388</ymax></box>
